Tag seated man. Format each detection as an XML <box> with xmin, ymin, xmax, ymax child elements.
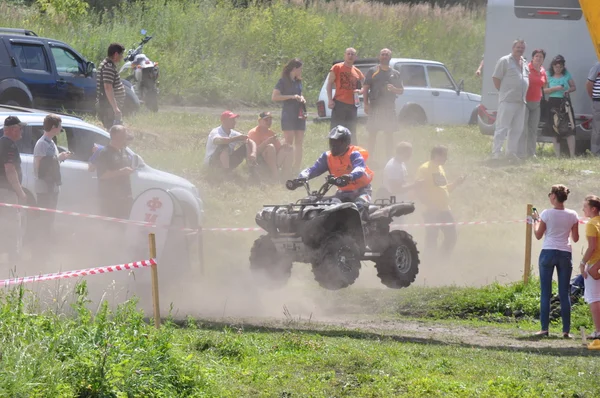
<box><xmin>298</xmin><ymin>125</ymin><xmax>373</xmax><ymax>207</ymax></box>
<box><xmin>248</xmin><ymin>111</ymin><xmax>293</xmax><ymax>182</ymax></box>
<box><xmin>378</xmin><ymin>141</ymin><xmax>418</xmax><ymax>202</ymax></box>
<box><xmin>204</xmin><ymin>110</ymin><xmax>257</xmax><ymax>172</ymax></box>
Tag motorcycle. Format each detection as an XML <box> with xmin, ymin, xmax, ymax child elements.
<box><xmin>119</xmin><ymin>29</ymin><xmax>160</xmax><ymax>112</ymax></box>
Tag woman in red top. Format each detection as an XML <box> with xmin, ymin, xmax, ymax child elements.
<box><xmin>521</xmin><ymin>49</ymin><xmax>548</xmax><ymax>158</ymax></box>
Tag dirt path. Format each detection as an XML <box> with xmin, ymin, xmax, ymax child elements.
<box><xmin>192</xmin><ymin>314</ymin><xmax>592</xmax><ymax>353</ymax></box>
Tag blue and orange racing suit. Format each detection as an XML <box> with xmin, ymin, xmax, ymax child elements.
<box><xmin>299</xmin><ymin>145</ymin><xmax>374</xmax><ymax>206</ymax></box>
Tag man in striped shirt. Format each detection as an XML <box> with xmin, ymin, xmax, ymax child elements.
<box><xmin>586</xmin><ymin>61</ymin><xmax>600</xmax><ymax>155</ymax></box>
<box><xmin>96</xmin><ymin>43</ymin><xmax>126</xmax><ymax>130</ymax></box>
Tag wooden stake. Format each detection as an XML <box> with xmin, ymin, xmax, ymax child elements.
<box><xmin>581</xmin><ymin>326</ymin><xmax>587</xmax><ymax>347</ymax></box>
<box><xmin>524</xmin><ymin>204</ymin><xmax>533</xmax><ymax>284</ymax></box>
<box><xmin>198</xmin><ymin>228</ymin><xmax>205</xmax><ymax>276</ymax></box>
<box><xmin>149</xmin><ymin>233</ymin><xmax>161</xmax><ymax>328</ymax></box>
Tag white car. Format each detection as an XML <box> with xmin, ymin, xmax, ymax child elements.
<box><xmin>0</xmin><ymin>106</ymin><xmax>204</xmax><ymax>244</ymax></box>
<box><xmin>315</xmin><ymin>57</ymin><xmax>481</xmax><ymax>125</ymax></box>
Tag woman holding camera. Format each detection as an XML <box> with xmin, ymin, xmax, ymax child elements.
<box><xmin>533</xmin><ymin>184</ymin><xmax>579</xmax><ymax>338</ymax></box>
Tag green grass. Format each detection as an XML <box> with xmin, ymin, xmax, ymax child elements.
<box><xmin>0</xmin><ymin>0</ymin><xmax>485</xmax><ymax>106</ymax></box>
<box><xmin>2</xmin><ymin>282</ymin><xmax>600</xmax><ymax>397</ymax></box>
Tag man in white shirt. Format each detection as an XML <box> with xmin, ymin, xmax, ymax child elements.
<box><xmin>379</xmin><ymin>142</ymin><xmax>417</xmax><ymax>202</ymax></box>
<box><xmin>204</xmin><ymin>110</ymin><xmax>257</xmax><ymax>170</ymax></box>
<box><xmin>491</xmin><ymin>39</ymin><xmax>529</xmax><ymax>160</ymax></box>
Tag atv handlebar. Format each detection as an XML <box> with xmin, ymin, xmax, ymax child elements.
<box><xmin>286</xmin><ymin>175</ymin><xmax>348</xmax><ymax>192</ymax></box>
<box><xmin>285</xmin><ymin>178</ymin><xmax>306</xmax><ymax>190</ymax></box>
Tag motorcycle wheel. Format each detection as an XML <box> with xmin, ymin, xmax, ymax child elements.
<box><xmin>311</xmin><ymin>234</ymin><xmax>361</xmax><ymax>290</ymax></box>
<box><xmin>249</xmin><ymin>235</ymin><xmax>293</xmax><ymax>289</ymax></box>
<box><xmin>374</xmin><ymin>230</ymin><xmax>420</xmax><ymax>289</ymax></box>
<box><xmin>142</xmin><ymin>84</ymin><xmax>159</xmax><ymax>113</ymax></box>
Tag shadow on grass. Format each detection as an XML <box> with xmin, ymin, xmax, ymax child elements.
<box><xmin>170</xmin><ymin>318</ymin><xmax>598</xmax><ymax>358</ymax></box>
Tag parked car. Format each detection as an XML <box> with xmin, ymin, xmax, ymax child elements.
<box><xmin>315</xmin><ymin>57</ymin><xmax>481</xmax><ymax>125</ymax></box>
<box><xmin>0</xmin><ymin>28</ymin><xmax>139</xmax><ymax>116</ymax></box>
<box><xmin>478</xmin><ymin>0</ymin><xmax>596</xmax><ymax>154</ymax></box>
<box><xmin>0</xmin><ymin>105</ymin><xmax>203</xmax><ymax>264</ymax></box>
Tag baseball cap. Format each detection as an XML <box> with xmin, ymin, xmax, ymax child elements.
<box><xmin>220</xmin><ymin>110</ymin><xmax>239</xmax><ymax>121</ymax></box>
<box><xmin>4</xmin><ymin>116</ymin><xmax>26</xmax><ymax>128</ymax></box>
<box><xmin>259</xmin><ymin>111</ymin><xmax>272</xmax><ymax>120</ymax></box>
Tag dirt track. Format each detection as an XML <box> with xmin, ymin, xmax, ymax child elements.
<box><xmin>191</xmin><ymin>314</ymin><xmax>595</xmax><ymax>354</ymax></box>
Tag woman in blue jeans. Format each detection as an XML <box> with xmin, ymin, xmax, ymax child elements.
<box><xmin>533</xmin><ymin>184</ymin><xmax>580</xmax><ymax>338</ymax></box>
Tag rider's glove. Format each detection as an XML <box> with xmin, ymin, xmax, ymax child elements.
<box><xmin>336</xmin><ymin>174</ymin><xmax>352</xmax><ymax>187</ymax></box>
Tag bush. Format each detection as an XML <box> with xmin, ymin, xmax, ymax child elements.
<box><xmin>0</xmin><ymin>282</ymin><xmax>202</xmax><ymax>396</ymax></box>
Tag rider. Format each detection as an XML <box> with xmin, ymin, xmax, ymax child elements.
<box><xmin>298</xmin><ymin>125</ymin><xmax>374</xmax><ymax>207</ymax></box>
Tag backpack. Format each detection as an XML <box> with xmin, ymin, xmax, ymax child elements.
<box><xmin>552</xmin><ymin>97</ymin><xmax>574</xmax><ymax>136</ymax></box>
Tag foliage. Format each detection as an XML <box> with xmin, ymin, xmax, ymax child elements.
<box><xmin>0</xmin><ymin>0</ymin><xmax>485</xmax><ymax>106</ymax></box>
<box><xmin>0</xmin><ymin>281</ymin><xmax>203</xmax><ymax>396</ymax></box>
<box><xmin>36</xmin><ymin>0</ymin><xmax>89</xmax><ymax>20</ymax></box>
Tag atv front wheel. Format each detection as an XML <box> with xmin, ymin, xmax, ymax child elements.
<box><xmin>312</xmin><ymin>234</ymin><xmax>361</xmax><ymax>290</ymax></box>
<box><xmin>250</xmin><ymin>235</ymin><xmax>293</xmax><ymax>289</ymax></box>
<box><xmin>375</xmin><ymin>230</ymin><xmax>420</xmax><ymax>288</ymax></box>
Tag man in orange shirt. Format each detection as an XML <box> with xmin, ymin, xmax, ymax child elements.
<box><xmin>326</xmin><ymin>47</ymin><xmax>365</xmax><ymax>144</ymax></box>
<box><xmin>248</xmin><ymin>112</ymin><xmax>293</xmax><ymax>182</ymax></box>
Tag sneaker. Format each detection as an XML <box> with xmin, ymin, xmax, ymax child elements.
<box><xmin>587</xmin><ymin>331</ymin><xmax>600</xmax><ymax>340</ymax></box>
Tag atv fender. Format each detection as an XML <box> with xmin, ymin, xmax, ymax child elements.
<box><xmin>300</xmin><ymin>203</ymin><xmax>365</xmax><ymax>251</ymax></box>
<box><xmin>369</xmin><ymin>202</ymin><xmax>415</xmax><ymax>221</ymax></box>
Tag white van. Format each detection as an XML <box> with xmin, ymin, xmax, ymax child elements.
<box><xmin>478</xmin><ymin>0</ymin><xmax>597</xmax><ymax>153</ymax></box>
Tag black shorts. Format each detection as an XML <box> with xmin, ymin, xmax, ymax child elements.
<box><xmin>367</xmin><ymin>103</ymin><xmax>397</xmax><ymax>133</ymax></box>
<box><xmin>330</xmin><ymin>100</ymin><xmax>358</xmax><ymax>138</ymax></box>
<box><xmin>208</xmin><ymin>144</ymin><xmax>246</xmax><ymax>169</ymax></box>
<box><xmin>281</xmin><ymin>111</ymin><xmax>306</xmax><ymax>131</ymax></box>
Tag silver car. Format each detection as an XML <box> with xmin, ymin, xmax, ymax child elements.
<box><xmin>315</xmin><ymin>57</ymin><xmax>481</xmax><ymax>125</ymax></box>
<box><xmin>0</xmin><ymin>106</ymin><xmax>204</xmax><ymax>240</ymax></box>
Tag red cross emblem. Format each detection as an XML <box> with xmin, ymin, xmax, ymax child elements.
<box><xmin>147</xmin><ymin>197</ymin><xmax>163</xmax><ymax>212</ymax></box>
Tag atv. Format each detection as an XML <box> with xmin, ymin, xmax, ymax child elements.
<box><xmin>249</xmin><ymin>175</ymin><xmax>420</xmax><ymax>290</ymax></box>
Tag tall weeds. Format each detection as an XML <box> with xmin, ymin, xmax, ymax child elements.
<box><xmin>0</xmin><ymin>0</ymin><xmax>484</xmax><ymax>104</ymax></box>
<box><xmin>0</xmin><ymin>281</ymin><xmax>201</xmax><ymax>396</ymax></box>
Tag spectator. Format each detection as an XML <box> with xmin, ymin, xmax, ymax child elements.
<box><xmin>33</xmin><ymin>114</ymin><xmax>71</xmax><ymax>235</ymax></box>
<box><xmin>0</xmin><ymin>116</ymin><xmax>27</xmax><ymax>262</ymax></box>
<box><xmin>96</xmin><ymin>43</ymin><xmax>126</xmax><ymax>130</ymax></box>
<box><xmin>519</xmin><ymin>49</ymin><xmax>547</xmax><ymax>159</ymax></box>
<box><xmin>247</xmin><ymin>112</ymin><xmax>293</xmax><ymax>182</ymax></box>
<box><xmin>204</xmin><ymin>111</ymin><xmax>257</xmax><ymax>173</ymax></box>
<box><xmin>580</xmin><ymin>195</ymin><xmax>600</xmax><ymax>339</ymax></box>
<box><xmin>363</xmin><ymin>48</ymin><xmax>404</xmax><ymax>161</ymax></box>
<box><xmin>533</xmin><ymin>184</ymin><xmax>579</xmax><ymax>338</ymax></box>
<box><xmin>326</xmin><ymin>47</ymin><xmax>365</xmax><ymax>144</ymax></box>
<box><xmin>378</xmin><ymin>142</ymin><xmax>416</xmax><ymax>202</ymax></box>
<box><xmin>95</xmin><ymin>125</ymin><xmax>134</xmax><ymax>219</ymax></box>
<box><xmin>272</xmin><ymin>58</ymin><xmax>306</xmax><ymax>173</ymax></box>
<box><xmin>415</xmin><ymin>145</ymin><xmax>466</xmax><ymax>255</ymax></box>
<box><xmin>491</xmin><ymin>39</ymin><xmax>529</xmax><ymax>160</ymax></box>
<box><xmin>585</xmin><ymin>61</ymin><xmax>600</xmax><ymax>155</ymax></box>
<box><xmin>543</xmin><ymin>55</ymin><xmax>576</xmax><ymax>157</ymax></box>
<box><xmin>475</xmin><ymin>55</ymin><xmax>484</xmax><ymax>77</ymax></box>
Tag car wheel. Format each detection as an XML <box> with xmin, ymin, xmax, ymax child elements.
<box><xmin>469</xmin><ymin>108</ymin><xmax>478</xmax><ymax>125</ymax></box>
<box><xmin>398</xmin><ymin>106</ymin><xmax>426</xmax><ymax>126</ymax></box>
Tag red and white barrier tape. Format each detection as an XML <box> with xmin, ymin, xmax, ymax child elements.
<box><xmin>0</xmin><ymin>201</ymin><xmax>589</xmax><ymax>233</ymax></box>
<box><xmin>0</xmin><ymin>202</ymin><xmax>197</xmax><ymax>233</ymax></box>
<box><xmin>1</xmin><ymin>258</ymin><xmax>157</xmax><ymax>287</ymax></box>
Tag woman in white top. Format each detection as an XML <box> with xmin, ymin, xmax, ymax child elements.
<box><xmin>533</xmin><ymin>184</ymin><xmax>579</xmax><ymax>338</ymax></box>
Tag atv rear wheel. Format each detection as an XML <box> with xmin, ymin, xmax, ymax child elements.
<box><xmin>312</xmin><ymin>234</ymin><xmax>361</xmax><ymax>290</ymax></box>
<box><xmin>375</xmin><ymin>230</ymin><xmax>420</xmax><ymax>288</ymax></box>
<box><xmin>250</xmin><ymin>235</ymin><xmax>293</xmax><ymax>289</ymax></box>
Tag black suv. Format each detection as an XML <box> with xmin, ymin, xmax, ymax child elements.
<box><xmin>0</xmin><ymin>28</ymin><xmax>138</xmax><ymax>115</ymax></box>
